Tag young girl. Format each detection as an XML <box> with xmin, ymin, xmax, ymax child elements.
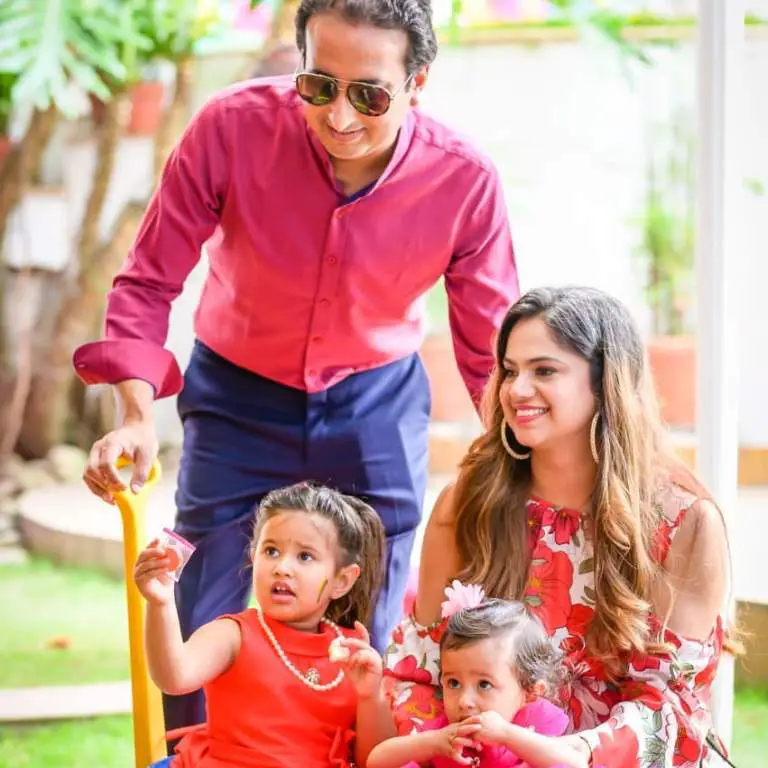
<box><xmin>370</xmin><ymin>584</ymin><xmax>587</xmax><ymax>768</ymax></box>
<box><xmin>134</xmin><ymin>482</ymin><xmax>394</xmax><ymax>767</ymax></box>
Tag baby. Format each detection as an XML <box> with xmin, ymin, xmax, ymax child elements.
<box><xmin>369</xmin><ymin>584</ymin><xmax>587</xmax><ymax>768</ymax></box>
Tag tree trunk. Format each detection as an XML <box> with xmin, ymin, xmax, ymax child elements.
<box><xmin>0</xmin><ymin>269</ymin><xmax>42</xmax><ymax>464</ymax></box>
<box><xmin>16</xmin><ymin>95</ymin><xmax>129</xmax><ymax>458</ymax></box>
<box><xmin>0</xmin><ymin>107</ymin><xmax>58</xmax><ymax>457</ymax></box>
<box><xmin>0</xmin><ymin>105</ymin><xmax>57</xmax><ymax>249</ymax></box>
<box><xmin>19</xmin><ymin>202</ymin><xmax>145</xmax><ymax>456</ymax></box>
<box><xmin>153</xmin><ymin>58</ymin><xmax>193</xmax><ymax>187</ymax></box>
<box><xmin>78</xmin><ymin>92</ymin><xmax>126</xmax><ymax>272</ymax></box>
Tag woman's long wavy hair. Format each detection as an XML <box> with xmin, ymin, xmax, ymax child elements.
<box><xmin>453</xmin><ymin>286</ymin><xmax>731</xmax><ymax>678</ymax></box>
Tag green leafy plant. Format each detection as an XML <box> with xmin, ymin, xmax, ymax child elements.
<box><xmin>636</xmin><ymin>117</ymin><xmax>695</xmax><ymax>337</ymax></box>
<box><xmin>0</xmin><ymin>0</ymin><xmax>150</xmax><ymax>117</ymax></box>
<box><xmin>134</xmin><ymin>0</ymin><xmax>222</xmax><ymax>69</ymax></box>
<box><xmin>0</xmin><ymin>70</ymin><xmax>16</xmax><ymax>135</ymax></box>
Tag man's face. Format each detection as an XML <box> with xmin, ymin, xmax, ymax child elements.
<box><xmin>301</xmin><ymin>12</ymin><xmax>426</xmax><ymax>168</ymax></box>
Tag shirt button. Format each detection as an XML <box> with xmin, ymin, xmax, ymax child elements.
<box><xmin>312</xmin><ymin>336</ymin><xmax>323</xmax><ymax>344</ymax></box>
<box><xmin>319</xmin><ymin>299</ymin><xmax>330</xmax><ymax>308</ymax></box>
<box><xmin>327</xmin><ymin>255</ymin><xmax>338</xmax><ymax>265</ymax></box>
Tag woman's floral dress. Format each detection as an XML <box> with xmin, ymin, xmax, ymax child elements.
<box><xmin>383</xmin><ymin>486</ymin><xmax>727</xmax><ymax>767</ymax></box>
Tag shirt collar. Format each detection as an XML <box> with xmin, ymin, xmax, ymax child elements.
<box><xmin>303</xmin><ymin>108</ymin><xmax>416</xmax><ymax>195</ymax></box>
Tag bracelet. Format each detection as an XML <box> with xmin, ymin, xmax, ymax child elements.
<box><xmin>408</xmin><ymin>614</ymin><xmax>444</xmax><ymax>633</ymax></box>
<box><xmin>576</xmin><ymin>734</ymin><xmax>594</xmax><ymax>766</ymax></box>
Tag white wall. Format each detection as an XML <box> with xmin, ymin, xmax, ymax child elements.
<box><xmin>421</xmin><ymin>40</ymin><xmax>768</xmax><ymax>445</ymax></box>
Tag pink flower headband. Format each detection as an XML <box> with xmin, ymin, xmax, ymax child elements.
<box><xmin>441</xmin><ymin>580</ymin><xmax>486</xmax><ymax>619</ymax></box>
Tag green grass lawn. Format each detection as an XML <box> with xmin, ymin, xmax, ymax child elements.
<box><xmin>0</xmin><ymin>558</ymin><xmax>128</xmax><ymax>687</ymax></box>
<box><xmin>0</xmin><ymin>558</ymin><xmax>766</xmax><ymax>767</ymax></box>
<box><xmin>0</xmin><ymin>717</ymin><xmax>135</xmax><ymax>768</ymax></box>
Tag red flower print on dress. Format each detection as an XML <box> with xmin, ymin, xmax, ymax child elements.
<box><xmin>527</xmin><ymin>517</ymin><xmax>543</xmax><ymax>552</ymax></box>
<box><xmin>391</xmin><ymin>624</ymin><xmax>404</xmax><ymax>645</ymax></box>
<box><xmin>560</xmin><ymin>634</ymin><xmax>584</xmax><ymax>658</ymax></box>
<box><xmin>694</xmin><ymin>656</ymin><xmax>719</xmax><ymax>689</ymax></box>
<box><xmin>414</xmin><ymin>619</ymin><xmax>445</xmax><ymax>645</ymax></box>
<box><xmin>673</xmin><ymin>724</ymin><xmax>702</xmax><ymax>766</ymax></box>
<box><xmin>619</xmin><ymin>681</ymin><xmax>666</xmax><ymax>710</ymax></box>
<box><xmin>524</xmin><ymin>547</ymin><xmax>574</xmax><ymax>633</ymax></box>
<box><xmin>566</xmin><ymin>603</ymin><xmax>594</xmax><ymax>638</ymax></box>
<box><xmin>631</xmin><ymin>653</ymin><xmax>662</xmax><ymax>673</ymax></box>
<box><xmin>526</xmin><ymin>499</ymin><xmax>547</xmax><ymax>551</ymax></box>
<box><xmin>567</xmin><ymin>692</ymin><xmax>584</xmax><ymax>729</ymax></box>
<box><xmin>541</xmin><ymin>504</ymin><xmax>581</xmax><ymax>545</ymax></box>
<box><xmin>400</xmin><ymin>682</ymin><xmax>442</xmax><ymax>724</ymax></box>
<box><xmin>388</xmin><ymin>655</ymin><xmax>432</xmax><ymax>685</ymax></box>
<box><xmin>651</xmin><ymin>514</ymin><xmax>676</xmax><ymax>563</ymax></box>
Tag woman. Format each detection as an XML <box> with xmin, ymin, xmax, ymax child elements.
<box><xmin>386</xmin><ymin>287</ymin><xmax>734</xmax><ymax>766</ymax></box>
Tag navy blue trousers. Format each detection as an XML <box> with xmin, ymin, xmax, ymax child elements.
<box><xmin>163</xmin><ymin>341</ymin><xmax>430</xmax><ymax>736</ymax></box>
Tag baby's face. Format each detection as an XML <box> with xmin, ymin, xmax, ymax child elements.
<box><xmin>440</xmin><ymin>637</ymin><xmax>526</xmax><ymax>724</ymax></box>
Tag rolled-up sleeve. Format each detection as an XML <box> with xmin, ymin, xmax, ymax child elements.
<box><xmin>73</xmin><ymin>95</ymin><xmax>230</xmax><ymax>398</ymax></box>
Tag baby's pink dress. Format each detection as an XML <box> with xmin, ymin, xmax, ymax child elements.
<box><xmin>412</xmin><ymin>698</ymin><xmax>569</xmax><ymax>768</ymax></box>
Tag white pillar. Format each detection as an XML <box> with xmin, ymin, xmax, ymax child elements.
<box><xmin>695</xmin><ymin>0</ymin><xmax>744</xmax><ymax>751</ymax></box>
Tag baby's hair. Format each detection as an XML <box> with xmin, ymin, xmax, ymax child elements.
<box><xmin>440</xmin><ymin>599</ymin><xmax>565</xmax><ymax>700</ymax></box>
<box><xmin>252</xmin><ymin>482</ymin><xmax>386</xmax><ymax>630</ymax></box>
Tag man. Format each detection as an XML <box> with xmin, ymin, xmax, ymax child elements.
<box><xmin>76</xmin><ymin>0</ymin><xmax>518</xmax><ymax>735</ymax></box>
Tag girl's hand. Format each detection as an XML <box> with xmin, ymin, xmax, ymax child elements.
<box><xmin>333</xmin><ymin>622</ymin><xmax>384</xmax><ymax>700</ymax></box>
<box><xmin>134</xmin><ymin>539</ymin><xmax>175</xmax><ymax>606</ymax></box>
<box><xmin>459</xmin><ymin>711</ymin><xmax>512</xmax><ymax>746</ymax></box>
<box><xmin>430</xmin><ymin>722</ymin><xmax>483</xmax><ymax>765</ymax></box>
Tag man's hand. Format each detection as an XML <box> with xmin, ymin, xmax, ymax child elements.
<box><xmin>83</xmin><ymin>380</ymin><xmax>157</xmax><ymax>503</ymax></box>
<box><xmin>84</xmin><ymin>420</ymin><xmax>158</xmax><ymax>503</ymax></box>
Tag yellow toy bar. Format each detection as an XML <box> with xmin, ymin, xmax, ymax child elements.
<box><xmin>112</xmin><ymin>457</ymin><xmax>167</xmax><ymax>768</ymax></box>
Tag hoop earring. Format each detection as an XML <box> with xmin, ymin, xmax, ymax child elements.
<box><xmin>500</xmin><ymin>421</ymin><xmax>531</xmax><ymax>461</ymax></box>
<box><xmin>590</xmin><ymin>412</ymin><xmax>600</xmax><ymax>465</ymax></box>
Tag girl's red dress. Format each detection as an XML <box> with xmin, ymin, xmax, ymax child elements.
<box><xmin>172</xmin><ymin>609</ymin><xmax>358</xmax><ymax>767</ymax></box>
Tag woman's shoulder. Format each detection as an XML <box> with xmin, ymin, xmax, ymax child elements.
<box><xmin>653</xmin><ymin>476</ymin><xmax>723</xmax><ymax>565</ymax></box>
<box><xmin>430</xmin><ymin>481</ymin><xmax>458</xmax><ymax>526</ymax></box>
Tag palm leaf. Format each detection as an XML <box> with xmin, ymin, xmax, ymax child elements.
<box><xmin>0</xmin><ymin>0</ymin><xmax>151</xmax><ymax>117</ymax></box>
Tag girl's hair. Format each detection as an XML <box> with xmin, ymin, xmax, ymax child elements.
<box><xmin>452</xmin><ymin>286</ymin><xmax>734</xmax><ymax>678</ymax></box>
<box><xmin>440</xmin><ymin>599</ymin><xmax>564</xmax><ymax>700</ymax></box>
<box><xmin>252</xmin><ymin>482</ymin><xmax>386</xmax><ymax>629</ymax></box>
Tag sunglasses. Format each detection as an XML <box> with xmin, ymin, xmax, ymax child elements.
<box><xmin>295</xmin><ymin>72</ymin><xmax>412</xmax><ymax>117</ymax></box>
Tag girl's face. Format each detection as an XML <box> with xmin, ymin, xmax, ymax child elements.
<box><xmin>500</xmin><ymin>317</ymin><xmax>595</xmax><ymax>456</ymax></box>
<box><xmin>441</xmin><ymin>638</ymin><xmax>527</xmax><ymax>724</ymax></box>
<box><xmin>252</xmin><ymin>511</ymin><xmax>359</xmax><ymax>631</ymax></box>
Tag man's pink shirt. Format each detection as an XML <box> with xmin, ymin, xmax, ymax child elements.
<box><xmin>73</xmin><ymin>77</ymin><xmax>519</xmax><ymax>401</ymax></box>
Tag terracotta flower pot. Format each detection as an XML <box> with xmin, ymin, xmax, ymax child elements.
<box><xmin>420</xmin><ymin>333</ymin><xmax>477</xmax><ymax>422</ymax></box>
<box><xmin>126</xmin><ymin>81</ymin><xmax>165</xmax><ymax>136</ymax></box>
<box><xmin>647</xmin><ymin>335</ymin><xmax>696</xmax><ymax>428</ymax></box>
<box><xmin>0</xmin><ymin>133</ymin><xmax>10</xmax><ymax>172</ymax></box>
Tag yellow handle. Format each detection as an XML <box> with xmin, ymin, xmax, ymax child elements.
<box><xmin>113</xmin><ymin>458</ymin><xmax>167</xmax><ymax>768</ymax></box>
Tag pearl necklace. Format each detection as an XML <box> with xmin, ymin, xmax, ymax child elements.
<box><xmin>256</xmin><ymin>609</ymin><xmax>346</xmax><ymax>692</ymax></box>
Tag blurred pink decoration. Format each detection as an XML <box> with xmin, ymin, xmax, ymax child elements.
<box><xmin>441</xmin><ymin>580</ymin><xmax>486</xmax><ymax>618</ymax></box>
<box><xmin>490</xmin><ymin>0</ymin><xmax>550</xmax><ymax>21</ymax></box>
<box><xmin>233</xmin><ymin>0</ymin><xmax>273</xmax><ymax>32</ymax></box>
<box><xmin>402</xmin><ymin>566</ymin><xmax>419</xmax><ymax>617</ymax></box>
